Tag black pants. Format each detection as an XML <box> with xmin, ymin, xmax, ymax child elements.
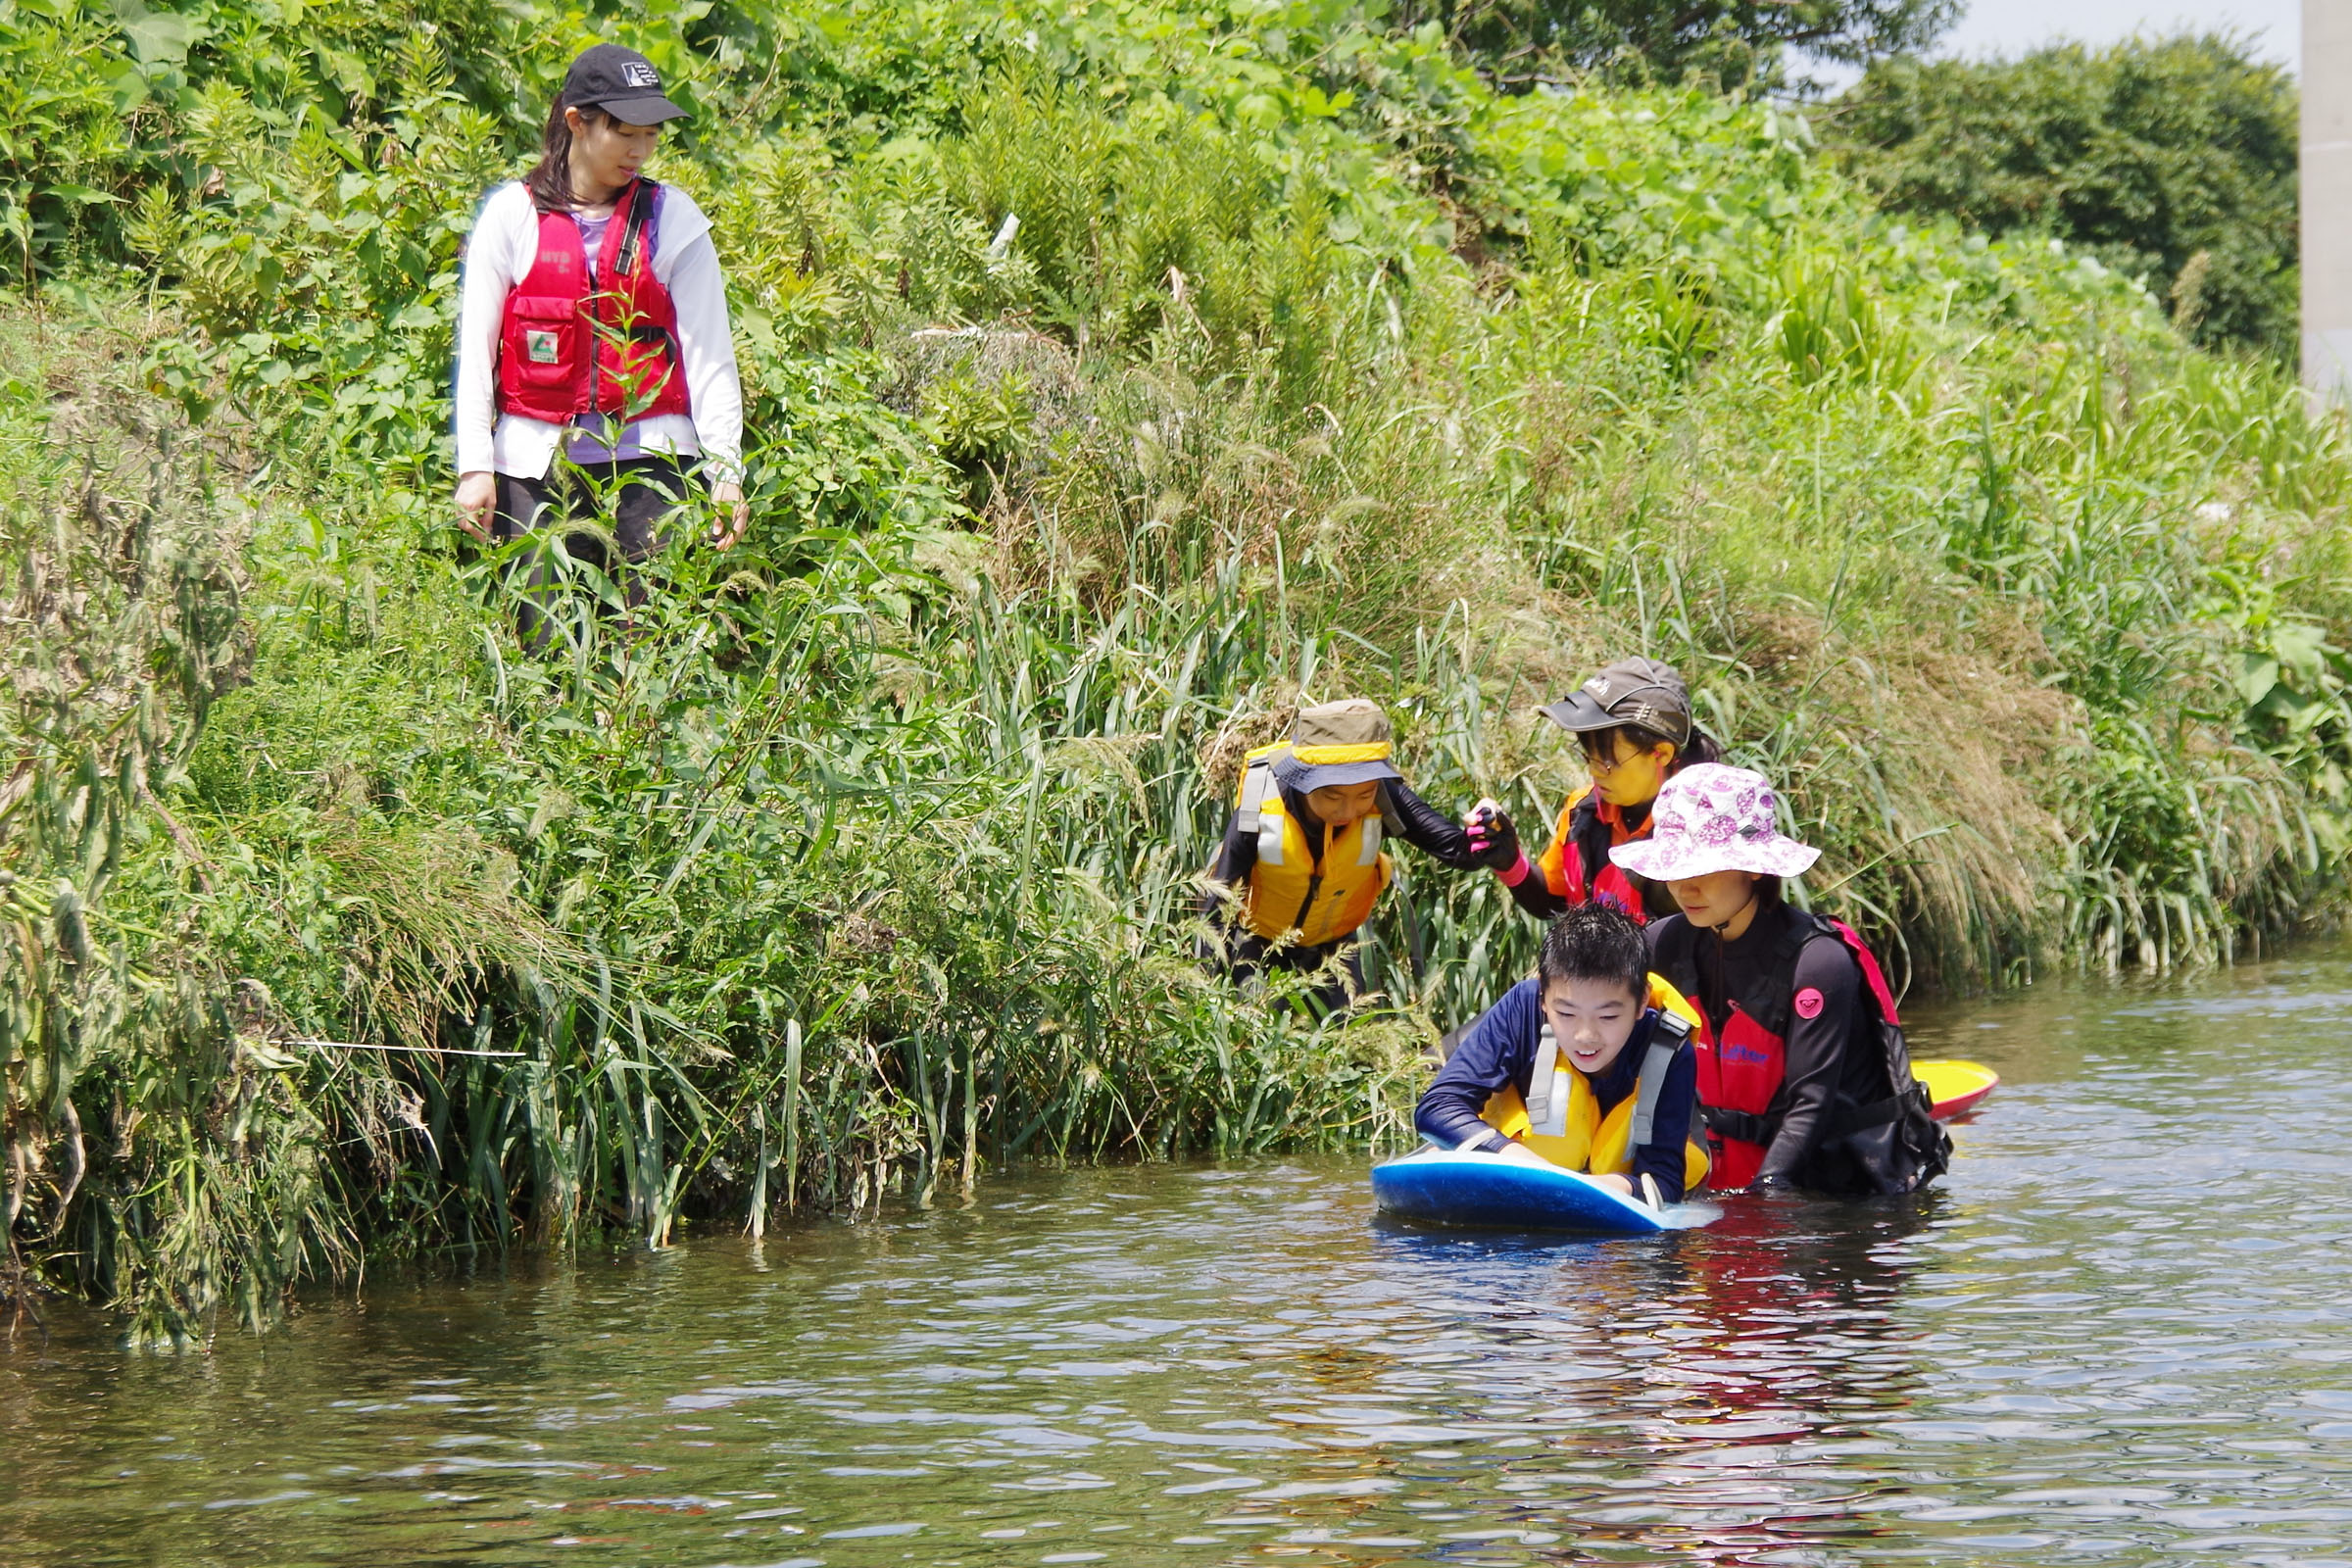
<box><xmin>1215</xmin><ymin>929</ymin><xmax>1367</xmax><ymax>1017</ymax></box>
<box><xmin>493</xmin><ymin>456</ymin><xmax>691</xmax><ymax>650</ymax></box>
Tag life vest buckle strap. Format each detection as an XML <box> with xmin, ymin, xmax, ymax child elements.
<box><xmin>1700</xmin><ymin>1104</ymin><xmax>1772</xmax><ymax>1146</ymax></box>
<box><xmin>1242</xmin><ymin>760</ymin><xmax>1285</xmax><ymax>866</ymax></box>
<box><xmin>1625</xmin><ymin>1017</ymin><xmax>1682</xmax><ymax>1154</ymax></box>
<box><xmin>1236</xmin><ymin>758</ymin><xmax>1275</xmax><ymax>836</ymax></box>
<box><xmin>1525</xmin><ymin>1024</ymin><xmax>1569</xmax><ymax>1137</ymax></box>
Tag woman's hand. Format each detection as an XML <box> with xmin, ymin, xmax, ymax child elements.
<box><xmin>1588</xmin><ymin>1173</ymin><xmax>1635</xmax><ymax>1198</ymax></box>
<box><xmin>1465</xmin><ymin>798</ymin><xmax>1530</xmax><ymax>885</ymax></box>
<box><xmin>710</xmin><ymin>481</ymin><xmax>750</xmax><ymax>550</ymax></box>
<box><xmin>456</xmin><ymin>470</ymin><xmax>497</xmax><ymax>540</ymax></box>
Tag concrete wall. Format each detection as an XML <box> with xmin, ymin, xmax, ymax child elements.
<box><xmin>2308</xmin><ymin>0</ymin><xmax>2352</xmax><ymax>403</ymax></box>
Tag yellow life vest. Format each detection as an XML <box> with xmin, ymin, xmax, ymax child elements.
<box><xmin>1226</xmin><ymin>744</ymin><xmax>1392</xmax><ymax>947</ymax></box>
<box><xmin>1480</xmin><ymin>973</ymin><xmax>1711</xmax><ymax>1191</ymax></box>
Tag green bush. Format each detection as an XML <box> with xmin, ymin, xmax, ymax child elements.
<box><xmin>1828</xmin><ymin>33</ymin><xmax>2300</xmax><ymax>359</ymax></box>
<box><xmin>1388</xmin><ymin>0</ymin><xmax>1957</xmax><ymax>90</ymax></box>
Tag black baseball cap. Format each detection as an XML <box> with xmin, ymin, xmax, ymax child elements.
<box><xmin>562</xmin><ymin>44</ymin><xmax>688</xmax><ymax>125</ymax></box>
<box><xmin>1539</xmin><ymin>657</ymin><xmax>1692</xmax><ymax>742</ymax></box>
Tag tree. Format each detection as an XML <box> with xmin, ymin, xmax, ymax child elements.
<box><xmin>1399</xmin><ymin>0</ymin><xmax>1960</xmax><ymax>90</ymax></box>
<box><xmin>1827</xmin><ymin>34</ymin><xmax>2298</xmax><ymax>358</ymax></box>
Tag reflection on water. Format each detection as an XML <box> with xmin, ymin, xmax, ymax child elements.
<box><xmin>12</xmin><ymin>952</ymin><xmax>2352</xmax><ymax>1565</ymax></box>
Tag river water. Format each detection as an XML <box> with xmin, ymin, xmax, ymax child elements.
<box><xmin>9</xmin><ymin>950</ymin><xmax>2352</xmax><ymax>1567</ymax></box>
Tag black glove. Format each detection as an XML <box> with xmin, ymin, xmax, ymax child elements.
<box><xmin>1465</xmin><ymin>803</ymin><xmax>1521</xmax><ymax>871</ymax></box>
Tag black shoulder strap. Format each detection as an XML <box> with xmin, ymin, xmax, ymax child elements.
<box><xmin>1750</xmin><ymin>907</ymin><xmax>1834</xmax><ymax>1036</ymax></box>
<box><xmin>615</xmin><ymin>177</ymin><xmax>659</xmax><ymax>277</ymax></box>
<box><xmin>1649</xmin><ymin>915</ymin><xmax>1697</xmax><ymax>995</ymax></box>
<box><xmin>1571</xmin><ymin>792</ymin><xmax>1612</xmax><ymax>889</ymax></box>
<box><xmin>1788</xmin><ymin>906</ymin><xmax>1838</xmax><ymax>949</ymax></box>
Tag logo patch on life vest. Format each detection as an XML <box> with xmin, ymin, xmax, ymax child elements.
<box><xmin>525</xmin><ymin>329</ymin><xmax>561</xmax><ymax>364</ymax></box>
<box><xmin>1794</xmin><ymin>986</ymin><xmax>1825</xmax><ymax>1019</ymax></box>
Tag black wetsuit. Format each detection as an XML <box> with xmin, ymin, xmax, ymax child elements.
<box><xmin>1647</xmin><ymin>902</ymin><xmax>1893</xmax><ymax>1193</ymax></box>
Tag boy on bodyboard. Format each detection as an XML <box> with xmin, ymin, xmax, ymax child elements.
<box><xmin>1414</xmin><ymin>905</ymin><xmax>1710</xmax><ymax>1205</ymax></box>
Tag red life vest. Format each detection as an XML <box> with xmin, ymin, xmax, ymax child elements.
<box><xmin>1538</xmin><ymin>787</ymin><xmax>1673</xmax><ymax>923</ymax></box>
<box><xmin>495</xmin><ymin>178</ymin><xmax>690</xmax><ymax>426</ymax></box>
<box><xmin>1665</xmin><ymin>911</ymin><xmax>1912</xmax><ymax>1189</ymax></box>
<box><xmin>1697</xmin><ymin>995</ymin><xmax>1788</xmax><ymax>1191</ymax></box>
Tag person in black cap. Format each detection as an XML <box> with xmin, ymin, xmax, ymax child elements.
<box><xmin>1460</xmin><ymin>657</ymin><xmax>1721</xmax><ymax>924</ymax></box>
<box><xmin>453</xmin><ymin>43</ymin><xmax>746</xmax><ymax>648</ymax></box>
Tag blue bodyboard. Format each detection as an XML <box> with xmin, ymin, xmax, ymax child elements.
<box><xmin>1371</xmin><ymin>1148</ymin><xmax>1704</xmax><ymax>1237</ymax></box>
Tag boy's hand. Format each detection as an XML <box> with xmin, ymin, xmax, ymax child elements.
<box><xmin>1488</xmin><ymin>1138</ymin><xmax>1555</xmax><ymax>1170</ymax></box>
<box><xmin>1465</xmin><ymin>800</ymin><xmax>1522</xmax><ymax>871</ymax></box>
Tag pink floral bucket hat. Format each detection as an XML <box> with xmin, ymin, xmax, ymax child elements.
<box><xmin>1608</xmin><ymin>763</ymin><xmax>1821</xmax><ymax>882</ymax></box>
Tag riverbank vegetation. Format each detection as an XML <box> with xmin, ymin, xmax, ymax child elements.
<box><xmin>1828</xmin><ymin>31</ymin><xmax>2301</xmax><ymax>358</ymax></box>
<box><xmin>6</xmin><ymin>0</ymin><xmax>2349</xmax><ymax>1339</ymax></box>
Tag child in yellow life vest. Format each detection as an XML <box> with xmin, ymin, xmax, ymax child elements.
<box><xmin>1201</xmin><ymin>699</ymin><xmax>1483</xmax><ymax>1013</ymax></box>
<box><xmin>1414</xmin><ymin>904</ymin><xmax>1710</xmax><ymax>1205</ymax></box>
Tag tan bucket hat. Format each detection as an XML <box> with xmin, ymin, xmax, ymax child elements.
<box><xmin>1270</xmin><ymin>699</ymin><xmax>1403</xmax><ymax>790</ymax></box>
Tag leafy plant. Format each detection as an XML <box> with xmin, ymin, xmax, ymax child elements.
<box><xmin>1829</xmin><ymin>33</ymin><xmax>2301</xmax><ymax>358</ymax></box>
<box><xmin>0</xmin><ymin>0</ymin><xmax>135</xmax><ymax>285</ymax></box>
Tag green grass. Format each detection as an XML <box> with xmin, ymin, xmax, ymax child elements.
<box><xmin>5</xmin><ymin>0</ymin><xmax>2351</xmax><ymax>1340</ymax></box>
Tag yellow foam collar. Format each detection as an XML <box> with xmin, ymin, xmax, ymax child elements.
<box><xmin>1290</xmin><ymin>741</ymin><xmax>1392</xmax><ymax>765</ymax></box>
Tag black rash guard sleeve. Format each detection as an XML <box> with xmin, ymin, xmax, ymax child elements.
<box><xmin>1414</xmin><ymin>977</ymin><xmax>1543</xmax><ymax>1148</ymax></box>
<box><xmin>1200</xmin><ymin>808</ymin><xmax>1258</xmax><ymax>924</ymax></box>
<box><xmin>1504</xmin><ymin>862</ymin><xmax>1569</xmax><ymax>921</ymax></box>
<box><xmin>1380</xmin><ymin>780</ymin><xmax>1484</xmax><ymax>869</ymax></box>
<box><xmin>1752</xmin><ymin>936</ymin><xmax>1864</xmax><ymax>1187</ymax></box>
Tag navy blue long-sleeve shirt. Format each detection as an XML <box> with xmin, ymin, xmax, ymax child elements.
<box><xmin>1414</xmin><ymin>977</ymin><xmax>1701</xmax><ymax>1202</ymax></box>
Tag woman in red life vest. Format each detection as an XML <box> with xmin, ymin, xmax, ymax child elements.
<box><xmin>1461</xmin><ymin>658</ymin><xmax>1719</xmax><ymax>924</ymax></box>
<box><xmin>452</xmin><ymin>44</ymin><xmax>746</xmax><ymax>646</ymax></box>
<box><xmin>1616</xmin><ymin>764</ymin><xmax>1948</xmax><ymax>1197</ymax></box>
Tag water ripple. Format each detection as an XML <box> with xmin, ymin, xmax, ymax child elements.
<box><xmin>13</xmin><ymin>958</ymin><xmax>2352</xmax><ymax>1564</ymax></box>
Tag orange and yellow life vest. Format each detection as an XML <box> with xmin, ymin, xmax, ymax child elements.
<box><xmin>1478</xmin><ymin>973</ymin><xmax>1711</xmax><ymax>1191</ymax></box>
<box><xmin>1538</xmin><ymin>785</ymin><xmax>1659</xmax><ymax>922</ymax></box>
<box><xmin>1227</xmin><ymin>743</ymin><xmax>1393</xmax><ymax>947</ymax></box>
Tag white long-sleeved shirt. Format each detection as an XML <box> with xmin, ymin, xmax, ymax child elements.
<box><xmin>453</xmin><ymin>179</ymin><xmax>743</xmax><ymax>484</ymax></box>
